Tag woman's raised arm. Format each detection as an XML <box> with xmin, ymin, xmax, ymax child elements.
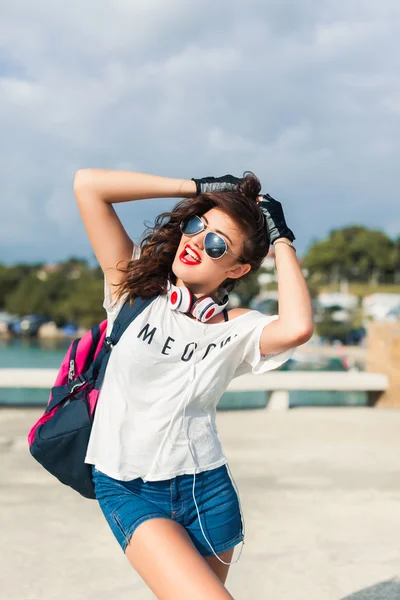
<box><xmin>73</xmin><ymin>169</ymin><xmax>196</xmax><ymax>291</ymax></box>
<box><xmin>257</xmin><ymin>193</ymin><xmax>314</xmax><ymax>354</ymax></box>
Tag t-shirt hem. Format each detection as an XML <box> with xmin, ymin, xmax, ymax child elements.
<box><xmin>85</xmin><ymin>456</ymin><xmax>228</xmax><ymax>482</ymax></box>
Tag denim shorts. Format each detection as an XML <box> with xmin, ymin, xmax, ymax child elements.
<box><xmin>92</xmin><ymin>464</ymin><xmax>244</xmax><ymax>557</ymax></box>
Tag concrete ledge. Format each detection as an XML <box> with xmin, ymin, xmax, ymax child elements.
<box><xmin>0</xmin><ymin>368</ymin><xmax>58</xmax><ymax>388</ymax></box>
<box><xmin>228</xmin><ymin>371</ymin><xmax>389</xmax><ymax>392</ymax></box>
<box><xmin>0</xmin><ymin>368</ymin><xmax>389</xmax><ymax>393</ymax></box>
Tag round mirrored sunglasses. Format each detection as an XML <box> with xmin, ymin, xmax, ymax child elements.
<box><xmin>180</xmin><ymin>215</ymin><xmax>241</xmax><ymax>260</ymax></box>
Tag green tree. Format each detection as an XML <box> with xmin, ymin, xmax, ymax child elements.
<box><xmin>303</xmin><ymin>226</ymin><xmax>397</xmax><ymax>285</ymax></box>
<box><xmin>316</xmin><ymin>307</ymin><xmax>355</xmax><ymax>342</ymax></box>
<box><xmin>4</xmin><ymin>259</ymin><xmax>104</xmax><ymax>328</ymax></box>
<box><xmin>5</xmin><ymin>269</ymin><xmax>70</xmax><ymax>321</ymax></box>
<box><xmin>395</xmin><ymin>236</ymin><xmax>400</xmax><ymax>284</ymax></box>
<box><xmin>52</xmin><ymin>272</ymin><xmax>104</xmax><ymax>328</ymax></box>
<box><xmin>0</xmin><ymin>263</ymin><xmax>40</xmax><ymax>310</ymax></box>
<box><xmin>234</xmin><ymin>271</ymin><xmax>261</xmax><ymax>307</ymax></box>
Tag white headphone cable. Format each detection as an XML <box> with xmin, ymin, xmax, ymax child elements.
<box><xmin>182</xmin><ymin>318</ymin><xmax>245</xmax><ymax>566</ymax></box>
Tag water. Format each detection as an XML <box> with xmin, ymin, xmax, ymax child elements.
<box><xmin>0</xmin><ymin>339</ymin><xmax>366</xmax><ymax>408</ymax></box>
<box><xmin>0</xmin><ymin>338</ymin><xmax>70</xmax><ymax>406</ymax></box>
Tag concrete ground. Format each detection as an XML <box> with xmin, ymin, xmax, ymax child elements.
<box><xmin>1</xmin><ymin>406</ymin><xmax>399</xmax><ymax>600</ymax></box>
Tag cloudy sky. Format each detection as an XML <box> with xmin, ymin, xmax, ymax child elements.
<box><xmin>1</xmin><ymin>0</ymin><xmax>399</xmax><ymax>264</ymax></box>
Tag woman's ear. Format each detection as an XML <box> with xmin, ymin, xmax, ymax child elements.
<box><xmin>225</xmin><ymin>263</ymin><xmax>251</xmax><ymax>280</ymax></box>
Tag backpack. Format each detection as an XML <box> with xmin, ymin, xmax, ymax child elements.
<box><xmin>27</xmin><ymin>296</ymin><xmax>156</xmax><ymax>499</ymax></box>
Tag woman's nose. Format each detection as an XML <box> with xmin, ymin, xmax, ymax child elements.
<box><xmin>191</xmin><ymin>230</ymin><xmax>205</xmax><ymax>249</ymax></box>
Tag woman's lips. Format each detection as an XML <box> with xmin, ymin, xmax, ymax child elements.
<box><xmin>179</xmin><ymin>245</ymin><xmax>202</xmax><ymax>265</ymax></box>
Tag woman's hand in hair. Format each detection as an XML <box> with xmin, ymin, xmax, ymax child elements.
<box><xmin>191</xmin><ymin>174</ymin><xmax>242</xmax><ymax>196</ymax></box>
<box><xmin>257</xmin><ymin>193</ymin><xmax>296</xmax><ymax>245</ymax></box>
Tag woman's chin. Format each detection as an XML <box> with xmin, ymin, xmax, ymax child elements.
<box><xmin>171</xmin><ymin>259</ymin><xmax>203</xmax><ymax>284</ymax></box>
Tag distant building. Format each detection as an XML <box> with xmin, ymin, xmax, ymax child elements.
<box><xmin>261</xmin><ymin>249</ymin><xmax>305</xmax><ymax>272</ymax></box>
<box><xmin>36</xmin><ymin>264</ymin><xmax>60</xmax><ymax>281</ymax></box>
<box><xmin>36</xmin><ymin>263</ymin><xmax>82</xmax><ymax>281</ymax></box>
<box><xmin>363</xmin><ymin>293</ymin><xmax>400</xmax><ymax>321</ymax></box>
<box><xmin>261</xmin><ymin>251</ymin><xmax>275</xmax><ymax>271</ymax></box>
<box><xmin>317</xmin><ymin>293</ymin><xmax>359</xmax><ymax>311</ymax></box>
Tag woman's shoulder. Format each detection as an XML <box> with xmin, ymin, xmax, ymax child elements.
<box><xmin>226</xmin><ymin>307</ymin><xmax>277</xmax><ymax>326</ymax></box>
<box><xmin>227</xmin><ymin>308</ymin><xmax>251</xmax><ymax>320</ymax></box>
<box><xmin>197</xmin><ymin>306</ymin><xmax>251</xmax><ymax>325</ymax></box>
<box><xmin>214</xmin><ymin>308</ymin><xmax>254</xmax><ymax>323</ymax></box>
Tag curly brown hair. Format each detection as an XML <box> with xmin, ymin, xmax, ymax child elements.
<box><xmin>116</xmin><ymin>172</ymin><xmax>270</xmax><ymax>302</ymax></box>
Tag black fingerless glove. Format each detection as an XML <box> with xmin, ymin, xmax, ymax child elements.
<box><xmin>191</xmin><ymin>174</ymin><xmax>242</xmax><ymax>196</ymax></box>
<box><xmin>258</xmin><ymin>193</ymin><xmax>295</xmax><ymax>245</ymax></box>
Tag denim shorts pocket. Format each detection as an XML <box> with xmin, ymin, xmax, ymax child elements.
<box><xmin>215</xmin><ymin>488</ymin><xmax>235</xmax><ymax>502</ymax></box>
<box><xmin>205</xmin><ymin>490</ymin><xmax>240</xmax><ymax>517</ymax></box>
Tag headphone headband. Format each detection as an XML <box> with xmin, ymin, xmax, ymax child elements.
<box><xmin>167</xmin><ymin>281</ymin><xmax>229</xmax><ymax>323</ymax></box>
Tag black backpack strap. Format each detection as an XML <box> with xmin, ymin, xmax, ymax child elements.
<box><xmin>65</xmin><ymin>295</ymin><xmax>157</xmax><ymax>395</ymax></box>
<box><xmin>92</xmin><ymin>295</ymin><xmax>157</xmax><ymax>390</ymax></box>
<box><xmin>46</xmin><ymin>295</ymin><xmax>157</xmax><ymax>414</ymax></box>
<box><xmin>106</xmin><ymin>295</ymin><xmax>156</xmax><ymax>346</ymax></box>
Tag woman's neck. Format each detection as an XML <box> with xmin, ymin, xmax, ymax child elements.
<box><xmin>174</xmin><ymin>277</ymin><xmax>217</xmax><ymax>299</ymax></box>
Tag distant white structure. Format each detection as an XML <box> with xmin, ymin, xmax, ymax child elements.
<box><xmin>385</xmin><ymin>304</ymin><xmax>400</xmax><ymax>322</ymax></box>
<box><xmin>363</xmin><ymin>294</ymin><xmax>400</xmax><ymax>321</ymax></box>
<box><xmin>0</xmin><ymin>312</ymin><xmax>16</xmax><ymax>323</ymax></box>
<box><xmin>317</xmin><ymin>293</ymin><xmax>359</xmax><ymax>310</ymax></box>
<box><xmin>252</xmin><ymin>291</ymin><xmax>279</xmax><ymax>303</ymax></box>
<box><xmin>227</xmin><ymin>292</ymin><xmax>241</xmax><ymax>308</ymax></box>
<box><xmin>330</xmin><ymin>309</ymin><xmax>351</xmax><ymax>322</ymax></box>
<box><xmin>257</xmin><ymin>272</ymin><xmax>275</xmax><ymax>286</ymax></box>
<box><xmin>261</xmin><ymin>255</ymin><xmax>275</xmax><ymax>271</ymax></box>
<box><xmin>0</xmin><ymin>312</ymin><xmax>18</xmax><ymax>335</ymax></box>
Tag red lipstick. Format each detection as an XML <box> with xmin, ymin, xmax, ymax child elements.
<box><xmin>179</xmin><ymin>244</ymin><xmax>202</xmax><ymax>265</ymax></box>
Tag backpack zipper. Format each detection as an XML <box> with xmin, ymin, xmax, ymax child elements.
<box><xmin>68</xmin><ymin>338</ymin><xmax>81</xmax><ymax>383</ymax></box>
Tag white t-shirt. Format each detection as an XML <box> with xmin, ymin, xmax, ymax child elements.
<box><xmin>85</xmin><ymin>261</ymin><xmax>295</xmax><ymax>482</ymax></box>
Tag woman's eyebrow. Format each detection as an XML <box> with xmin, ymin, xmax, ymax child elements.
<box><xmin>202</xmin><ymin>215</ymin><xmax>233</xmax><ymax>245</ymax></box>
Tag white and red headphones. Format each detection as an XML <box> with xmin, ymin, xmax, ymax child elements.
<box><xmin>167</xmin><ymin>280</ymin><xmax>229</xmax><ymax>323</ymax></box>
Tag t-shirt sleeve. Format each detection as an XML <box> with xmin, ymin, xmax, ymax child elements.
<box><xmin>234</xmin><ymin>311</ymin><xmax>295</xmax><ymax>377</ymax></box>
<box><xmin>103</xmin><ymin>244</ymin><xmax>141</xmax><ymax>332</ymax></box>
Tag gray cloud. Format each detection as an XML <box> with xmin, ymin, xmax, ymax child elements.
<box><xmin>1</xmin><ymin>0</ymin><xmax>399</xmax><ymax>263</ymax></box>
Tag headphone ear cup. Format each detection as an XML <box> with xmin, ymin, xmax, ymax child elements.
<box><xmin>168</xmin><ymin>284</ymin><xmax>193</xmax><ymax>313</ymax></box>
<box><xmin>191</xmin><ymin>297</ymin><xmax>218</xmax><ymax>323</ymax></box>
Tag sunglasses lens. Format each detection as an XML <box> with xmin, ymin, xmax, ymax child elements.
<box><xmin>180</xmin><ymin>216</ymin><xmax>228</xmax><ymax>259</ymax></box>
<box><xmin>204</xmin><ymin>232</ymin><xmax>227</xmax><ymax>259</ymax></box>
<box><xmin>180</xmin><ymin>215</ymin><xmax>203</xmax><ymax>235</ymax></box>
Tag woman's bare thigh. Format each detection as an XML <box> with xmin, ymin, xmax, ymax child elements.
<box><xmin>204</xmin><ymin>547</ymin><xmax>234</xmax><ymax>585</ymax></box>
<box><xmin>124</xmin><ymin>517</ymin><xmax>235</xmax><ymax>600</ymax></box>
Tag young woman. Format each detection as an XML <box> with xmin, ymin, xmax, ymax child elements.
<box><xmin>74</xmin><ymin>169</ymin><xmax>313</xmax><ymax>600</ymax></box>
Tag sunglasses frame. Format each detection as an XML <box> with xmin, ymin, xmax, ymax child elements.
<box><xmin>180</xmin><ymin>215</ymin><xmax>242</xmax><ymax>261</ymax></box>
